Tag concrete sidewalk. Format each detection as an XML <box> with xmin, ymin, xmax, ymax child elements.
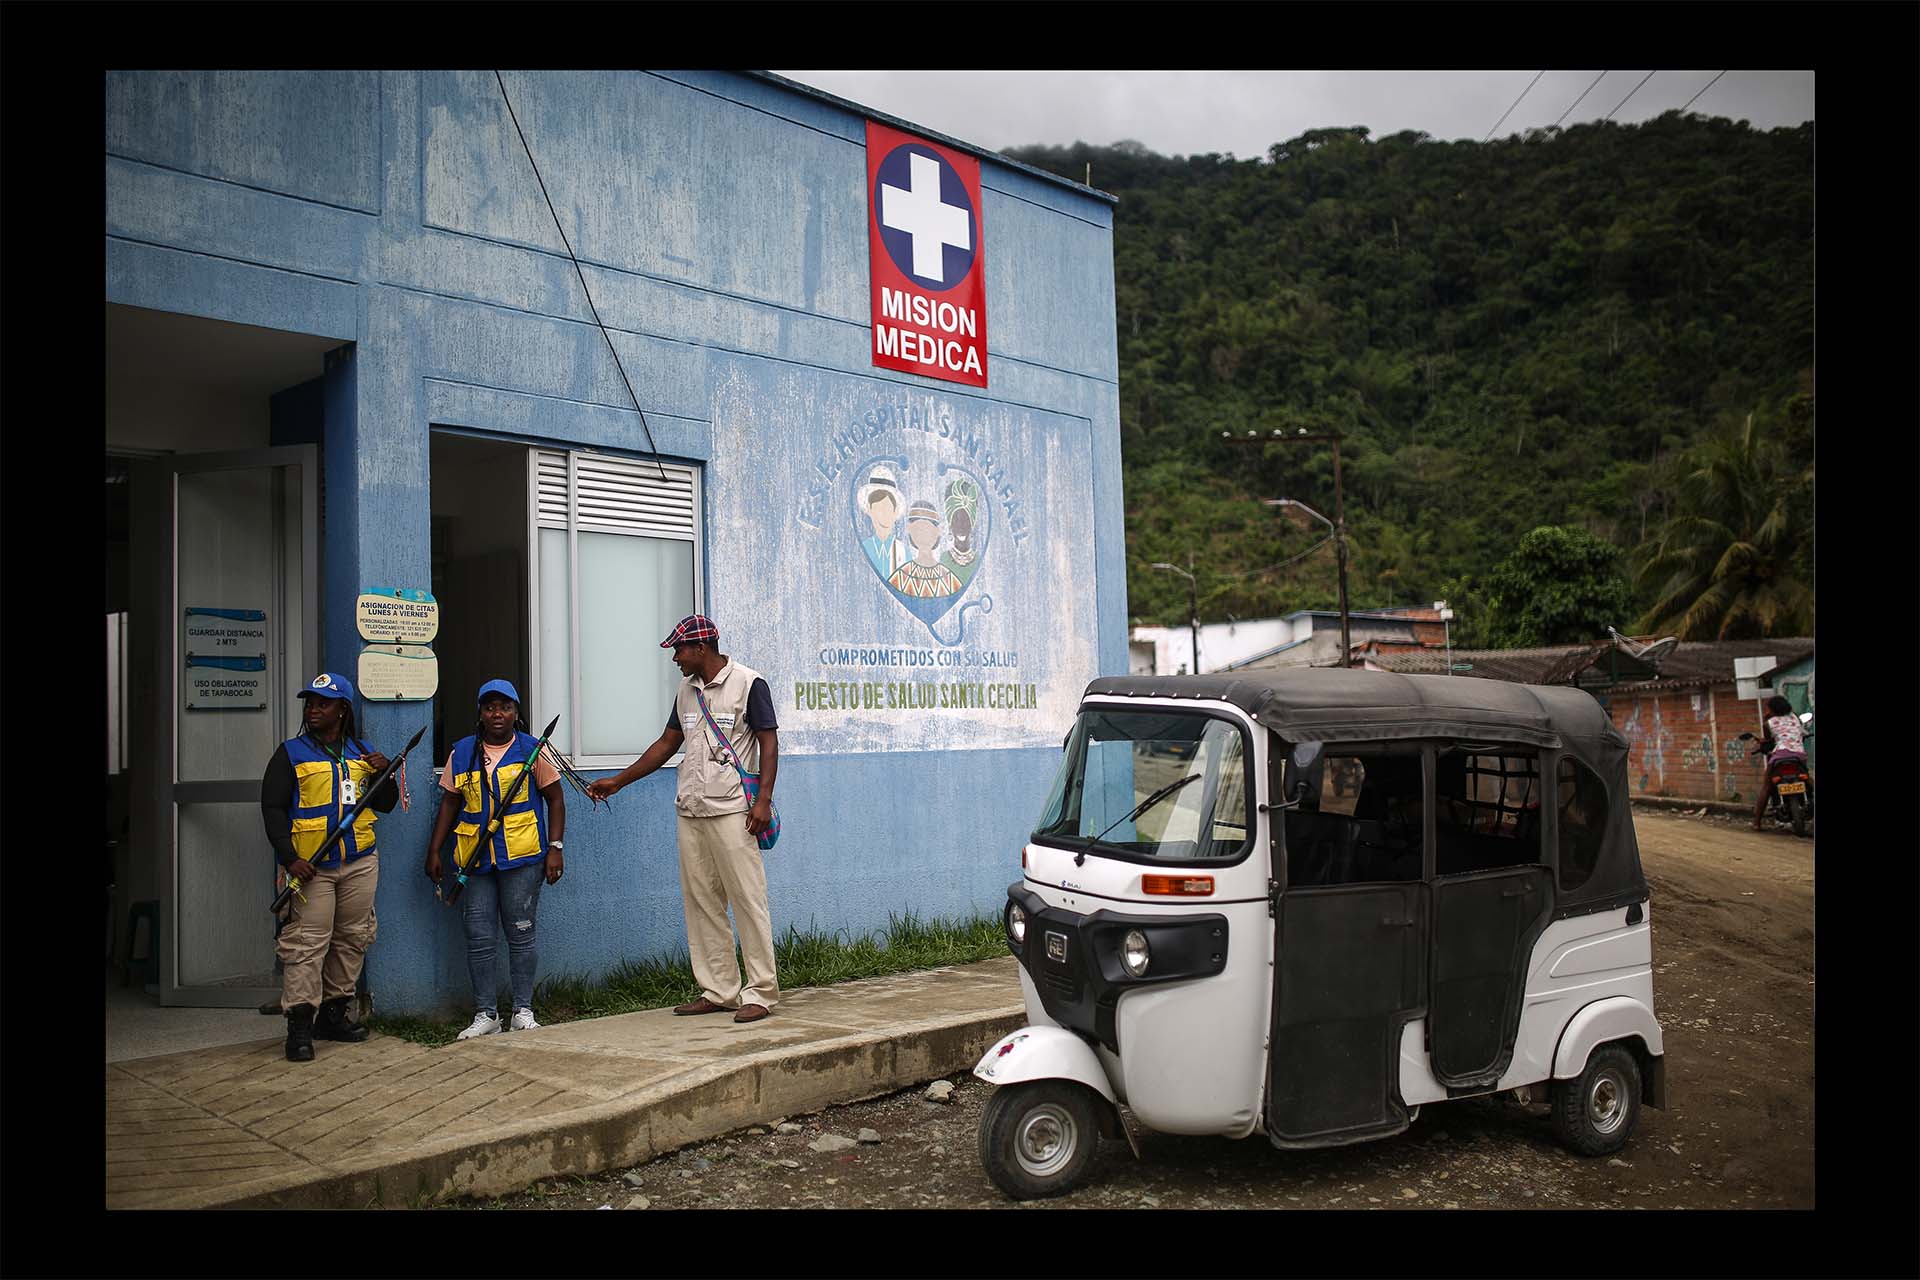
<box><xmin>105</xmin><ymin>957</ymin><xmax>1024</xmax><ymax>1209</ymax></box>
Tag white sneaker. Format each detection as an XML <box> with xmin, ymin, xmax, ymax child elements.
<box><xmin>457</xmin><ymin>1010</ymin><xmax>502</xmax><ymax>1040</ymax></box>
<box><xmin>510</xmin><ymin>1008</ymin><xmax>540</xmax><ymax>1032</ymax></box>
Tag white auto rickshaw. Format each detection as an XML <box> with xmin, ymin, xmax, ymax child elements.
<box><xmin>974</xmin><ymin>669</ymin><xmax>1666</xmax><ymax>1199</ymax></box>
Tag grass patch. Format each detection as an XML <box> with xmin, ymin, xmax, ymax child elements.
<box><xmin>366</xmin><ymin>910</ymin><xmax>1008</xmax><ymax>1047</ymax></box>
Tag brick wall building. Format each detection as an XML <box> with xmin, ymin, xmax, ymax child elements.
<box><xmin>1365</xmin><ymin>637</ymin><xmax>1813</xmax><ymax>805</ymax></box>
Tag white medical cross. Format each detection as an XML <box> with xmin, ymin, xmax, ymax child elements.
<box><xmin>880</xmin><ymin>153</ymin><xmax>971</xmax><ymax>283</ymax></box>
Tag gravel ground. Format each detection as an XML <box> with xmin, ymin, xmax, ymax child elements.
<box><xmin>451</xmin><ymin>809</ymin><xmax>1813</xmax><ymax>1211</ymax></box>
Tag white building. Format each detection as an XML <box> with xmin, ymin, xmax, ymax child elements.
<box><xmin>1130</xmin><ymin>607</ymin><xmax>1444</xmax><ymax>675</ymax></box>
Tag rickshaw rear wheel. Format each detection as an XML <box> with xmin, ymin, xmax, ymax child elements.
<box><xmin>978</xmin><ymin>1080</ymin><xmax>1101</xmax><ymax>1200</ymax></box>
<box><xmin>1551</xmin><ymin>1043</ymin><xmax>1642</xmax><ymax>1156</ymax></box>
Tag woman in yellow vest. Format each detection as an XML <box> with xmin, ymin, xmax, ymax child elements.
<box><xmin>259</xmin><ymin>672</ymin><xmax>395</xmax><ymax>1062</ymax></box>
<box><xmin>424</xmin><ymin>680</ymin><xmax>566</xmax><ymax>1039</ymax></box>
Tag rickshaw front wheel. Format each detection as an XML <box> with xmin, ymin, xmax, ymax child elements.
<box><xmin>1551</xmin><ymin>1043</ymin><xmax>1643</xmax><ymax>1157</ymax></box>
<box><xmin>979</xmin><ymin>1080</ymin><xmax>1101</xmax><ymax>1199</ymax></box>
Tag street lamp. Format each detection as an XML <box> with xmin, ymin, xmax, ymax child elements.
<box><xmin>1265</xmin><ymin>498</ymin><xmax>1352</xmax><ymax>669</ymax></box>
<box><xmin>1149</xmin><ymin>558</ymin><xmax>1200</xmax><ymax>674</ymax></box>
<box><xmin>1229</xmin><ymin>430</ymin><xmax>1352</xmax><ymax>669</ymax></box>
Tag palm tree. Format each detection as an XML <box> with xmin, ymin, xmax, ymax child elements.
<box><xmin>1633</xmin><ymin>414</ymin><xmax>1811</xmax><ymax>639</ymax></box>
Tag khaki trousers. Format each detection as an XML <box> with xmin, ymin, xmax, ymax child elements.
<box><xmin>677</xmin><ymin>813</ymin><xmax>778</xmax><ymax>1010</ymax></box>
<box><xmin>277</xmin><ymin>852</ymin><xmax>379</xmax><ymax>1010</ymax></box>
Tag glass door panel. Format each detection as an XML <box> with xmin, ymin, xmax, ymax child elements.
<box><xmin>165</xmin><ymin>448</ymin><xmax>316</xmax><ymax>1006</ymax></box>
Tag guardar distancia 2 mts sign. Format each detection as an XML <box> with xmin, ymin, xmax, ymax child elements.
<box><xmin>867</xmin><ymin>121</ymin><xmax>987</xmax><ymax>387</ymax></box>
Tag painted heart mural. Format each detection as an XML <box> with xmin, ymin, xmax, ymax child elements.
<box><xmin>851</xmin><ymin>454</ymin><xmax>993</xmax><ymax>645</ymax></box>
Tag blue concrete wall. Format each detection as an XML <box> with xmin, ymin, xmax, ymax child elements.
<box><xmin>106</xmin><ymin>70</ymin><xmax>1124</xmax><ymax>1015</ymax></box>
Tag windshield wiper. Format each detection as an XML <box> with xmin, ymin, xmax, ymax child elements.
<box><xmin>1076</xmin><ymin>772</ymin><xmax>1202</xmax><ymax>866</ymax></box>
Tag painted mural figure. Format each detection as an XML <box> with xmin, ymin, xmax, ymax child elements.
<box><xmin>858</xmin><ymin>467</ymin><xmax>908</xmax><ymax>581</ymax></box>
<box><xmin>940</xmin><ymin>476</ymin><xmax>982</xmax><ymax>589</ymax></box>
<box><xmin>889</xmin><ymin>499</ymin><xmax>963</xmax><ymax>598</ymax></box>
<box><xmin>847</xmin><ymin>452</ymin><xmax>993</xmax><ymax>644</ymax></box>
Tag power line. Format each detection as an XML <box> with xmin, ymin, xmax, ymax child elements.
<box><xmin>1604</xmin><ymin>70</ymin><xmax>1658</xmax><ymax>122</ymax></box>
<box><xmin>1679</xmin><ymin>70</ymin><xmax>1727</xmax><ymax>115</ymax></box>
<box><xmin>1554</xmin><ymin>70</ymin><xmax>1610</xmax><ymax>127</ymax></box>
<box><xmin>1484</xmin><ymin>70</ymin><xmax>1546</xmax><ymax>141</ymax></box>
<box><xmin>1216</xmin><ymin>535</ymin><xmax>1334</xmax><ymax>581</ymax></box>
<box><xmin>495</xmin><ymin>70</ymin><xmax>667</xmax><ymax>481</ymax></box>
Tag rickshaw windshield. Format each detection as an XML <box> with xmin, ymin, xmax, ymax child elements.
<box><xmin>1032</xmin><ymin>708</ymin><xmax>1253</xmax><ymax>863</ymax></box>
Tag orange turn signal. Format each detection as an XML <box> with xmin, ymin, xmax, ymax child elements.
<box><xmin>1142</xmin><ymin>874</ymin><xmax>1214</xmax><ymax>896</ymax></box>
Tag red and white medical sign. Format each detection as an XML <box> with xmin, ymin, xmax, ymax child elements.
<box><xmin>866</xmin><ymin>121</ymin><xmax>988</xmax><ymax>387</ymax></box>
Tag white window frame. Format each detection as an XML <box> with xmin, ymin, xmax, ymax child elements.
<box><xmin>527</xmin><ymin>447</ymin><xmax>702</xmax><ymax>769</ymax></box>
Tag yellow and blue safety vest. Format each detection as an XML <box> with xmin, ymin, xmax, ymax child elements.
<box><xmin>449</xmin><ymin>732</ymin><xmax>550</xmax><ymax>873</ymax></box>
<box><xmin>285</xmin><ymin>734</ymin><xmax>380</xmax><ymax>867</ymax></box>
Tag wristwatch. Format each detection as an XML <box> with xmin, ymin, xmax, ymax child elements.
<box><xmin>549</xmin><ymin>840</ymin><xmax>564</xmax><ymax>850</ymax></box>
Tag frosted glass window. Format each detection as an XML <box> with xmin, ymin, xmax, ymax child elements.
<box><xmin>533</xmin><ymin>451</ymin><xmax>701</xmax><ymax>763</ymax></box>
<box><xmin>537</xmin><ymin>527</ymin><xmax>572</xmax><ymax>750</ymax></box>
<box><xmin>577</xmin><ymin>532</ymin><xmax>694</xmax><ymax>756</ymax></box>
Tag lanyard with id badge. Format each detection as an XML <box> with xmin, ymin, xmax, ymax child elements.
<box><xmin>322</xmin><ymin>741</ymin><xmax>359</xmax><ymax>808</ymax></box>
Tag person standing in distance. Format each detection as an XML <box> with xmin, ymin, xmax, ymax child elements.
<box><xmin>259</xmin><ymin>672</ymin><xmax>395</xmax><ymax>1062</ymax></box>
<box><xmin>587</xmin><ymin>615</ymin><xmax>780</xmax><ymax>1023</ymax></box>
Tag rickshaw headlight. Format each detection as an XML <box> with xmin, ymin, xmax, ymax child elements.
<box><xmin>1008</xmin><ymin>903</ymin><xmax>1027</xmax><ymax>945</ymax></box>
<box><xmin>1122</xmin><ymin>929</ymin><xmax>1150</xmax><ymax>977</ymax></box>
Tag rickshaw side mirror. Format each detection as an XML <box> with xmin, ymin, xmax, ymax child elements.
<box><xmin>1271</xmin><ymin>740</ymin><xmax>1324</xmax><ymax>811</ymax></box>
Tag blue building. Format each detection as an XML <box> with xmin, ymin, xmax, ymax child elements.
<box><xmin>105</xmin><ymin>71</ymin><xmax>1124</xmax><ymax>1015</ymax></box>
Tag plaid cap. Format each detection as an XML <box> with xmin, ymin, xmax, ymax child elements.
<box><xmin>660</xmin><ymin>614</ymin><xmax>719</xmax><ymax>649</ymax></box>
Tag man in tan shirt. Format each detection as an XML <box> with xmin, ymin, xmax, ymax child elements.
<box><xmin>587</xmin><ymin>615</ymin><xmax>781</xmax><ymax>1022</ymax></box>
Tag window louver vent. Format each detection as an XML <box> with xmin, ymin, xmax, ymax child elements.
<box><xmin>536</xmin><ymin>451</ymin><xmax>695</xmax><ymax>538</ymax></box>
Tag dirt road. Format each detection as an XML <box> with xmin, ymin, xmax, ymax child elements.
<box><xmin>455</xmin><ymin>809</ymin><xmax>1813</xmax><ymax>1210</ymax></box>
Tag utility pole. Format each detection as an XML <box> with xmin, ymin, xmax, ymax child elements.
<box><xmin>1233</xmin><ymin>429</ymin><xmax>1351</xmax><ymax>667</ymax></box>
<box><xmin>1149</xmin><ymin>557</ymin><xmax>1201</xmax><ymax>674</ymax></box>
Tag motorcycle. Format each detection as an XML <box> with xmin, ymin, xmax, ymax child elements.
<box><xmin>1739</xmin><ymin>713</ymin><xmax>1814</xmax><ymax>838</ymax></box>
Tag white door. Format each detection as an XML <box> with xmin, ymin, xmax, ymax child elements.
<box><xmin>162</xmin><ymin>447</ymin><xmax>318</xmax><ymax>1007</ymax></box>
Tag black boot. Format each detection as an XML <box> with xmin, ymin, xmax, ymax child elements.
<box><xmin>315</xmin><ymin>995</ymin><xmax>371</xmax><ymax>1043</ymax></box>
<box><xmin>285</xmin><ymin>1004</ymin><xmax>316</xmax><ymax>1062</ymax></box>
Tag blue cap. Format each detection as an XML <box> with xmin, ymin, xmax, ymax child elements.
<box><xmin>477</xmin><ymin>678</ymin><xmax>521</xmax><ymax>707</ymax></box>
<box><xmin>298</xmin><ymin>672</ymin><xmax>355</xmax><ymax>701</ymax></box>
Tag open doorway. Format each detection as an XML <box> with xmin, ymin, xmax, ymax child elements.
<box><xmin>429</xmin><ymin>433</ymin><xmax>532</xmax><ymax>767</ymax></box>
<box><xmin>107</xmin><ymin>303</ymin><xmax>337</xmax><ymax>1041</ymax></box>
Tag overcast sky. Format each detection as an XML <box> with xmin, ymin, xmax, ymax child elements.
<box><xmin>776</xmin><ymin>71</ymin><xmax>1813</xmax><ymax>162</ymax></box>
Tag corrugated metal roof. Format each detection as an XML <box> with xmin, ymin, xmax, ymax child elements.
<box><xmin>1606</xmin><ymin>638</ymin><xmax>1813</xmax><ymax>692</ymax></box>
<box><xmin>1364</xmin><ymin>637</ymin><xmax>1815</xmax><ymax>693</ymax></box>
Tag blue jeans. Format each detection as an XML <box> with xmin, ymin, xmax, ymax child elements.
<box><xmin>461</xmin><ymin>860</ymin><xmax>544</xmax><ymax>1015</ymax></box>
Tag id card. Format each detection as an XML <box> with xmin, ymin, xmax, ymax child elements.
<box><xmin>340</xmin><ymin>775</ymin><xmax>359</xmax><ymax>806</ymax></box>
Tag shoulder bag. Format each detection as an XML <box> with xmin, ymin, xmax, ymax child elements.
<box><xmin>693</xmin><ymin>687</ymin><xmax>781</xmax><ymax>851</ymax></box>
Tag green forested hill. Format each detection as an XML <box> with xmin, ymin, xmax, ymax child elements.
<box><xmin>1006</xmin><ymin>112</ymin><xmax>1814</xmax><ymax>644</ymax></box>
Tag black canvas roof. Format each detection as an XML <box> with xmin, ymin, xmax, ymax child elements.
<box><xmin>1081</xmin><ymin>668</ymin><xmax>1645</xmax><ymax>914</ymax></box>
<box><xmin>1085</xmin><ymin>668</ymin><xmax>1621</xmax><ymax>751</ymax></box>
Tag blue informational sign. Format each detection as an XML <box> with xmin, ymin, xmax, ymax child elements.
<box><xmin>184</xmin><ymin>607</ymin><xmax>268</xmax><ymax>710</ymax></box>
